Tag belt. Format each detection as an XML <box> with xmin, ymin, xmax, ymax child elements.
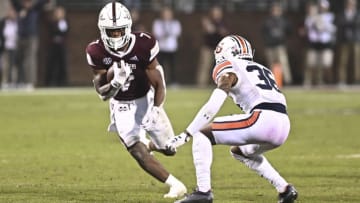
<box><xmin>250</xmin><ymin>103</ymin><xmax>287</xmax><ymax>114</ymax></box>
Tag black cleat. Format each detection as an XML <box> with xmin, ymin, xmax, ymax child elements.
<box><xmin>174</xmin><ymin>189</ymin><xmax>213</xmax><ymax>203</ymax></box>
<box><xmin>278</xmin><ymin>184</ymin><xmax>298</xmax><ymax>203</ymax></box>
<box><xmin>159</xmin><ymin>148</ymin><xmax>176</xmax><ymax>156</ymax></box>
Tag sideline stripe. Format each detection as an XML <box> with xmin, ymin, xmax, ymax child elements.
<box><xmin>212</xmin><ymin>111</ymin><xmax>261</xmax><ymax>131</ymax></box>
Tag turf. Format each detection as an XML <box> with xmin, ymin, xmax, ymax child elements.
<box><xmin>0</xmin><ymin>87</ymin><xmax>359</xmax><ymax>203</ymax></box>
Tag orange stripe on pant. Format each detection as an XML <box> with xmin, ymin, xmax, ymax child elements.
<box><xmin>211</xmin><ymin>111</ymin><xmax>261</xmax><ymax>131</ymax></box>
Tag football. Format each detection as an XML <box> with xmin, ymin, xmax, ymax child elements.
<box><xmin>107</xmin><ymin>66</ymin><xmax>114</xmax><ymax>82</ymax></box>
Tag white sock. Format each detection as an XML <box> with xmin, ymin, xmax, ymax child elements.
<box><xmin>165</xmin><ymin>174</ymin><xmax>181</xmax><ymax>187</ymax></box>
<box><xmin>232</xmin><ymin>153</ymin><xmax>288</xmax><ymax>193</ymax></box>
<box><xmin>192</xmin><ymin>132</ymin><xmax>212</xmax><ymax>192</ymax></box>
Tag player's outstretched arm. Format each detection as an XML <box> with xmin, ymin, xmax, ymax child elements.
<box><xmin>166</xmin><ymin>72</ymin><xmax>238</xmax><ymax>151</ymax></box>
<box><xmin>185</xmin><ymin>72</ymin><xmax>237</xmax><ymax>136</ymax></box>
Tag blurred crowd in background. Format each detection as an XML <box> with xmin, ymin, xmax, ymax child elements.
<box><xmin>0</xmin><ymin>0</ymin><xmax>360</xmax><ymax>91</ymax></box>
<box><xmin>0</xmin><ymin>0</ymin><xmax>68</xmax><ymax>90</ymax></box>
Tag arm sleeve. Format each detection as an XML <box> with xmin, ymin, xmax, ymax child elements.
<box><xmin>136</xmin><ymin>32</ymin><xmax>159</xmax><ymax>64</ymax></box>
<box><xmin>85</xmin><ymin>41</ymin><xmax>109</xmax><ymax>70</ymax></box>
<box><xmin>186</xmin><ymin>88</ymin><xmax>228</xmax><ymax>135</ymax></box>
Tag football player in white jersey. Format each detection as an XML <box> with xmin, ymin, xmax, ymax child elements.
<box><xmin>166</xmin><ymin>35</ymin><xmax>298</xmax><ymax>203</ymax></box>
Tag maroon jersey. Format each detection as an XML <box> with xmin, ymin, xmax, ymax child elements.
<box><xmin>86</xmin><ymin>32</ymin><xmax>159</xmax><ymax>100</ymax></box>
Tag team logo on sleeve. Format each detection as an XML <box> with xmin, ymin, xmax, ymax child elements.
<box><xmin>103</xmin><ymin>57</ymin><xmax>113</xmax><ymax>65</ymax></box>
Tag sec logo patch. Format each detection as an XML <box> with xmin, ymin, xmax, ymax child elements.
<box><xmin>103</xmin><ymin>57</ymin><xmax>112</xmax><ymax>65</ymax></box>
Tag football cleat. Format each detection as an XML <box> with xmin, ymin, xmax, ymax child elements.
<box><xmin>164</xmin><ymin>181</ymin><xmax>187</xmax><ymax>199</ymax></box>
<box><xmin>160</xmin><ymin>148</ymin><xmax>176</xmax><ymax>156</ymax></box>
<box><xmin>278</xmin><ymin>184</ymin><xmax>298</xmax><ymax>203</ymax></box>
<box><xmin>174</xmin><ymin>189</ymin><xmax>213</xmax><ymax>203</ymax></box>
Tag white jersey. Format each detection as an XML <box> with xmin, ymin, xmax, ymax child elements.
<box><xmin>212</xmin><ymin>58</ymin><xmax>286</xmax><ymax>113</ymax></box>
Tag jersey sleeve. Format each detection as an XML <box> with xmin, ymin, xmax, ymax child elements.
<box><xmin>134</xmin><ymin>32</ymin><xmax>159</xmax><ymax>65</ymax></box>
<box><xmin>85</xmin><ymin>40</ymin><xmax>108</xmax><ymax>70</ymax></box>
<box><xmin>212</xmin><ymin>60</ymin><xmax>235</xmax><ymax>84</ymax></box>
<box><xmin>149</xmin><ymin>40</ymin><xmax>160</xmax><ymax>62</ymax></box>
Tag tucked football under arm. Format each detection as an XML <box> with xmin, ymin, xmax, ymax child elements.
<box><xmin>92</xmin><ymin>69</ymin><xmax>119</xmax><ymax>101</ymax></box>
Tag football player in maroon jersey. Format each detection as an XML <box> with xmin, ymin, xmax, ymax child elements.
<box><xmin>85</xmin><ymin>2</ymin><xmax>186</xmax><ymax>198</ymax></box>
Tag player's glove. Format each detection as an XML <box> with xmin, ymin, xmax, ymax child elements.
<box><xmin>111</xmin><ymin>60</ymin><xmax>132</xmax><ymax>91</ymax></box>
<box><xmin>141</xmin><ymin>106</ymin><xmax>160</xmax><ymax>131</ymax></box>
<box><xmin>165</xmin><ymin>132</ymin><xmax>191</xmax><ymax>152</ymax></box>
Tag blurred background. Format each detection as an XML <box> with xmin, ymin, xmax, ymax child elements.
<box><xmin>0</xmin><ymin>0</ymin><xmax>358</xmax><ymax>89</ymax></box>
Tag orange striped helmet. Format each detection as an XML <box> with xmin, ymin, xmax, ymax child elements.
<box><xmin>214</xmin><ymin>35</ymin><xmax>253</xmax><ymax>63</ymax></box>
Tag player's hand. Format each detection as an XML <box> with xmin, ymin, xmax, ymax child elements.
<box><xmin>165</xmin><ymin>132</ymin><xmax>191</xmax><ymax>152</ymax></box>
<box><xmin>111</xmin><ymin>60</ymin><xmax>132</xmax><ymax>89</ymax></box>
<box><xmin>141</xmin><ymin>106</ymin><xmax>160</xmax><ymax>131</ymax></box>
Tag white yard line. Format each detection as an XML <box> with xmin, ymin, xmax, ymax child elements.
<box><xmin>336</xmin><ymin>154</ymin><xmax>360</xmax><ymax>159</ymax></box>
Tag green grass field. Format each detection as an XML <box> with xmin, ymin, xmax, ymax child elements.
<box><xmin>0</xmin><ymin>87</ymin><xmax>359</xmax><ymax>203</ymax></box>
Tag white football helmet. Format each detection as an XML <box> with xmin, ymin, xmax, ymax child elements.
<box><xmin>98</xmin><ymin>2</ymin><xmax>132</xmax><ymax>50</ymax></box>
<box><xmin>214</xmin><ymin>35</ymin><xmax>254</xmax><ymax>63</ymax></box>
